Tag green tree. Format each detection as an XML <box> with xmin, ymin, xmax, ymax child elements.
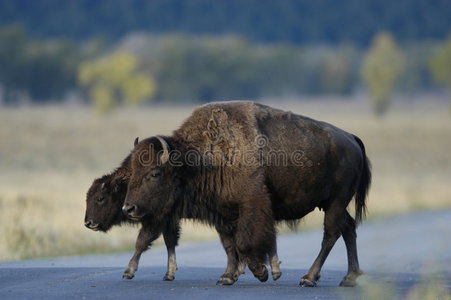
<box><xmin>78</xmin><ymin>51</ymin><xmax>155</xmax><ymax>113</ymax></box>
<box><xmin>0</xmin><ymin>25</ymin><xmax>27</xmax><ymax>103</ymax></box>
<box><xmin>0</xmin><ymin>25</ymin><xmax>82</xmax><ymax>103</ymax></box>
<box><xmin>429</xmin><ymin>36</ymin><xmax>451</xmax><ymax>96</ymax></box>
<box><xmin>155</xmin><ymin>35</ymin><xmax>260</xmax><ymax>102</ymax></box>
<box><xmin>362</xmin><ymin>32</ymin><xmax>404</xmax><ymax>116</ymax></box>
<box><xmin>318</xmin><ymin>45</ymin><xmax>357</xmax><ymax>95</ymax></box>
<box><xmin>23</xmin><ymin>40</ymin><xmax>81</xmax><ymax>102</ymax></box>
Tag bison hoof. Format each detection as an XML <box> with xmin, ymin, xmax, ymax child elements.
<box><xmin>254</xmin><ymin>266</ymin><xmax>268</xmax><ymax>282</ymax></box>
<box><xmin>237</xmin><ymin>263</ymin><xmax>246</xmax><ymax>275</ymax></box>
<box><xmin>216</xmin><ymin>277</ymin><xmax>236</xmax><ymax>286</ymax></box>
<box><xmin>339</xmin><ymin>278</ymin><xmax>357</xmax><ymax>287</ymax></box>
<box><xmin>339</xmin><ymin>270</ymin><xmax>363</xmax><ymax>287</ymax></box>
<box><xmin>339</xmin><ymin>272</ymin><xmax>362</xmax><ymax>287</ymax></box>
<box><xmin>122</xmin><ymin>273</ymin><xmax>135</xmax><ymax>280</ymax></box>
<box><xmin>272</xmin><ymin>271</ymin><xmax>282</xmax><ymax>281</ymax></box>
<box><xmin>163</xmin><ymin>274</ymin><xmax>175</xmax><ymax>281</ymax></box>
<box><xmin>300</xmin><ymin>278</ymin><xmax>317</xmax><ymax>287</ymax></box>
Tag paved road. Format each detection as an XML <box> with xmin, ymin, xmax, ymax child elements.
<box><xmin>1</xmin><ymin>210</ymin><xmax>450</xmax><ymax>299</ymax></box>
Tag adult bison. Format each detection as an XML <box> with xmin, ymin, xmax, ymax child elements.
<box><xmin>84</xmin><ymin>138</ymin><xmax>281</xmax><ymax>283</ymax></box>
<box><xmin>123</xmin><ymin>101</ymin><xmax>371</xmax><ymax>287</ymax></box>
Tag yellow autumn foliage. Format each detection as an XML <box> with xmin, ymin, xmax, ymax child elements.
<box><xmin>78</xmin><ymin>51</ymin><xmax>155</xmax><ymax>113</ymax></box>
<box><xmin>429</xmin><ymin>37</ymin><xmax>451</xmax><ymax>90</ymax></box>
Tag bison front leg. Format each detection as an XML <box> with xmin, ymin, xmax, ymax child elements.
<box><xmin>123</xmin><ymin>226</ymin><xmax>160</xmax><ymax>280</ymax></box>
<box><xmin>269</xmin><ymin>238</ymin><xmax>282</xmax><ymax>281</ymax></box>
<box><xmin>216</xmin><ymin>233</ymin><xmax>241</xmax><ymax>286</ymax></box>
<box><xmin>162</xmin><ymin>223</ymin><xmax>180</xmax><ymax>281</ymax></box>
<box><xmin>163</xmin><ymin>246</ymin><xmax>177</xmax><ymax>281</ymax></box>
<box><xmin>235</xmin><ymin>195</ymin><xmax>275</xmax><ymax>283</ymax></box>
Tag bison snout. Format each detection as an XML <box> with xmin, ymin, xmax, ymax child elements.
<box><xmin>84</xmin><ymin>220</ymin><xmax>100</xmax><ymax>230</ymax></box>
<box><xmin>122</xmin><ymin>203</ymin><xmax>138</xmax><ymax>217</ymax></box>
<box><xmin>84</xmin><ymin>220</ymin><xmax>92</xmax><ymax>228</ymax></box>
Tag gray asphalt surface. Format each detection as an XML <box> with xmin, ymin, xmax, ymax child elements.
<box><xmin>1</xmin><ymin>210</ymin><xmax>450</xmax><ymax>299</ymax></box>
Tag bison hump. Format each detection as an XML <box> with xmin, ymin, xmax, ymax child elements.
<box><xmin>174</xmin><ymin>101</ymin><xmax>261</xmax><ymax>166</ymax></box>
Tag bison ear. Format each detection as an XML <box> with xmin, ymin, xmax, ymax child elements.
<box><xmin>134</xmin><ymin>137</ymin><xmax>139</xmax><ymax>147</ymax></box>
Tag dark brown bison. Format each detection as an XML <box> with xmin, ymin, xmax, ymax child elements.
<box><xmin>84</xmin><ymin>138</ymin><xmax>281</xmax><ymax>283</ymax></box>
<box><xmin>84</xmin><ymin>139</ymin><xmax>180</xmax><ymax>281</ymax></box>
<box><xmin>123</xmin><ymin>101</ymin><xmax>371</xmax><ymax>287</ymax></box>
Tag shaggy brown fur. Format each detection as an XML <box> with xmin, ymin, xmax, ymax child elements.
<box><xmin>123</xmin><ymin>101</ymin><xmax>371</xmax><ymax>286</ymax></box>
<box><xmin>85</xmin><ymin>137</ymin><xmax>281</xmax><ymax>283</ymax></box>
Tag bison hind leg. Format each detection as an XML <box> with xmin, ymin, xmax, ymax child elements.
<box><xmin>339</xmin><ymin>211</ymin><xmax>364</xmax><ymax>287</ymax></box>
<box><xmin>299</xmin><ymin>203</ymin><xmax>344</xmax><ymax>287</ymax></box>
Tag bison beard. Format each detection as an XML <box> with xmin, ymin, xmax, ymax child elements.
<box><xmin>123</xmin><ymin>101</ymin><xmax>371</xmax><ymax>287</ymax></box>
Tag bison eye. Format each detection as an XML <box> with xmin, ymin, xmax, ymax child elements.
<box><xmin>97</xmin><ymin>197</ymin><xmax>105</xmax><ymax>204</ymax></box>
<box><xmin>146</xmin><ymin>169</ymin><xmax>162</xmax><ymax>181</ymax></box>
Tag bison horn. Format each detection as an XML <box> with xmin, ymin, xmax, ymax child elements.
<box><xmin>134</xmin><ymin>137</ymin><xmax>139</xmax><ymax>147</ymax></box>
<box><xmin>155</xmin><ymin>136</ymin><xmax>170</xmax><ymax>164</ymax></box>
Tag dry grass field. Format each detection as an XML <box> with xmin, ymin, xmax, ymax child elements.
<box><xmin>0</xmin><ymin>98</ymin><xmax>450</xmax><ymax>261</ymax></box>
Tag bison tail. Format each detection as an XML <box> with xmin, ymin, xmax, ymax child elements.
<box><xmin>353</xmin><ymin>135</ymin><xmax>372</xmax><ymax>225</ymax></box>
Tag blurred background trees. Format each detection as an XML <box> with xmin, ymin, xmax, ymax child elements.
<box><xmin>1</xmin><ymin>0</ymin><xmax>448</xmax><ymax>45</ymax></box>
<box><xmin>78</xmin><ymin>51</ymin><xmax>155</xmax><ymax>113</ymax></box>
<box><xmin>362</xmin><ymin>33</ymin><xmax>404</xmax><ymax>116</ymax></box>
<box><xmin>429</xmin><ymin>37</ymin><xmax>451</xmax><ymax>101</ymax></box>
<box><xmin>0</xmin><ymin>25</ymin><xmax>82</xmax><ymax>104</ymax></box>
<box><xmin>0</xmin><ymin>0</ymin><xmax>450</xmax><ymax>113</ymax></box>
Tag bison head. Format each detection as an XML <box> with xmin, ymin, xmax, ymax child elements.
<box><xmin>122</xmin><ymin>136</ymin><xmax>178</xmax><ymax>221</ymax></box>
<box><xmin>84</xmin><ymin>175</ymin><xmax>128</xmax><ymax>232</ymax></box>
